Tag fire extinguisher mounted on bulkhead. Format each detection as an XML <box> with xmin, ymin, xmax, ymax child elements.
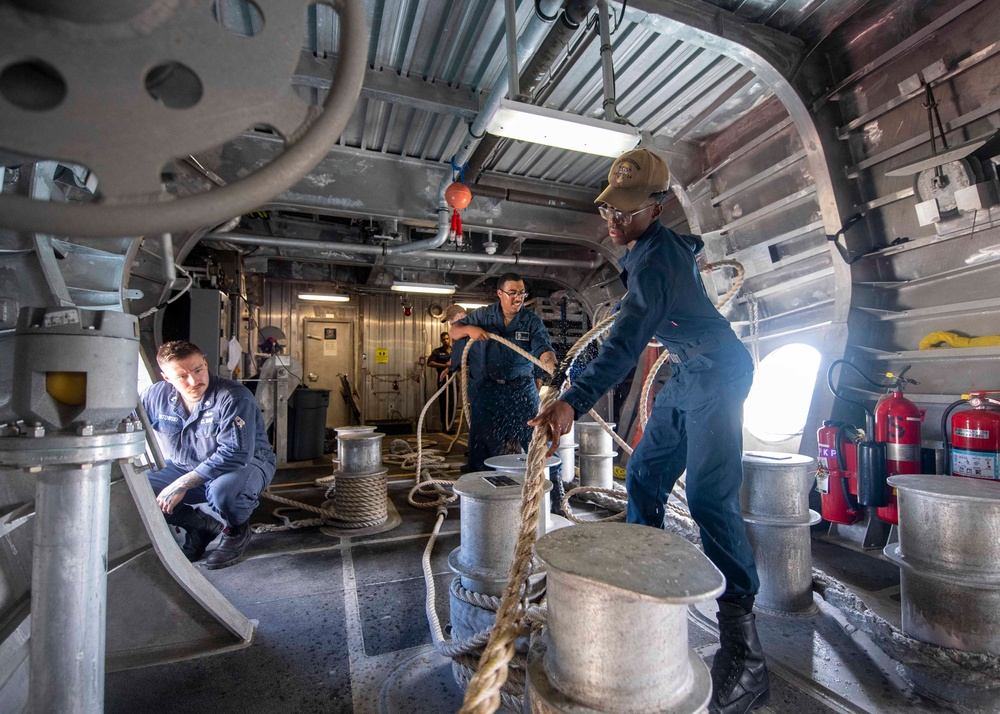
<box><xmin>942</xmin><ymin>391</ymin><xmax>1000</xmax><ymax>480</ymax></box>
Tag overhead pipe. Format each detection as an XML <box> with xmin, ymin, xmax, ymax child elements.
<box><xmin>470</xmin><ymin>182</ymin><xmax>596</xmax><ymax>212</ymax></box>
<box><xmin>201</xmin><ymin>233</ymin><xmax>603</xmax><ymax>269</ymax></box>
<box><xmin>465</xmin><ymin>0</ymin><xmax>600</xmax><ymax>185</ymax></box>
<box><xmin>418</xmin><ymin>249</ymin><xmax>601</xmax><ymax>269</ymax></box>
<box><xmin>205</xmin><ymin>3</ymin><xmax>587</xmax><ymax>258</ymax></box>
<box><xmin>504</xmin><ymin>0</ymin><xmax>520</xmax><ymax>99</ymax></box>
<box><xmin>597</xmin><ymin>0</ymin><xmax>617</xmax><ymax>121</ymax></box>
<box><xmin>202</xmin><ymin>210</ymin><xmax>450</xmax><ymax>257</ymax></box>
<box><xmin>436</xmin><ymin>0</ymin><xmax>565</xmax><ymax>215</ymax></box>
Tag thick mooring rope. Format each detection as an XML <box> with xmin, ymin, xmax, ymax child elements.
<box><xmin>408</xmin><ymin>373</ymin><xmax>462</xmax><ymax>511</ymax></box>
<box><xmin>812</xmin><ymin>570</ymin><xmax>1000</xmax><ymax>692</ymax></box>
<box><xmin>421</xmin><ymin>503</ymin><xmax>542</xmax><ymax>712</ymax></box>
<box><xmin>255</xmin><ymin>479</ymin><xmax>388</xmax><ymax>532</ymax></box>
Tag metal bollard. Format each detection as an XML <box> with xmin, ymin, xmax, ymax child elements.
<box><xmin>527</xmin><ymin>522</ymin><xmax>723</xmax><ymax>713</ymax></box>
<box><xmin>886</xmin><ymin>475</ymin><xmax>1000</xmax><ymax>654</ymax></box>
<box><xmin>484</xmin><ymin>454</ymin><xmax>561</xmax><ymax>533</ymax></box>
<box><xmin>557</xmin><ymin>423</ymin><xmax>577</xmax><ymax>485</ymax></box>
<box><xmin>576</xmin><ymin>421</ymin><xmax>615</xmax><ymax>455</ymax></box>
<box><xmin>485</xmin><ymin>453</ymin><xmax>561</xmax><ymax>481</ymax></box>
<box><xmin>334</xmin><ymin>425</ymin><xmax>377</xmax><ymax>437</ymax></box>
<box><xmin>577</xmin><ymin>452</ymin><xmax>617</xmax><ymax>490</ymax></box>
<box><xmin>740</xmin><ymin>452</ymin><xmax>819</xmax><ymax>615</ymax></box>
<box><xmin>448</xmin><ymin>471</ymin><xmax>552</xmax><ymax>597</ymax></box>
<box><xmin>329</xmin><ymin>432</ymin><xmax>388</xmax><ymax>527</ymax></box>
<box><xmin>337</xmin><ymin>433</ymin><xmax>383</xmax><ymax>473</ymax></box>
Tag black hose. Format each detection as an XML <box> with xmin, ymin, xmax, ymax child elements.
<box><xmin>826</xmin><ymin>359</ymin><xmax>882</xmax><ymax>423</ymax></box>
<box><xmin>834</xmin><ymin>423</ymin><xmax>860</xmax><ymax>471</ymax></box>
<box><xmin>841</xmin><ymin>471</ymin><xmax>859</xmax><ymax>515</ymax></box>
<box><xmin>940</xmin><ymin>398</ymin><xmax>970</xmax><ymax>466</ymax></box>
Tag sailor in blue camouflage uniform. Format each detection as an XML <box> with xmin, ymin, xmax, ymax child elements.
<box><xmin>449</xmin><ymin>274</ymin><xmax>556</xmax><ymax>472</ymax></box>
<box><xmin>143</xmin><ymin>340</ymin><xmax>275</xmax><ymax>569</ymax></box>
<box><xmin>530</xmin><ymin>149</ymin><xmax>769</xmax><ymax>714</ymax></box>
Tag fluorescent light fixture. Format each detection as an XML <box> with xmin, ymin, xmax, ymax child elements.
<box><xmin>485</xmin><ymin>99</ymin><xmax>641</xmax><ymax>158</ymax></box>
<box><xmin>456</xmin><ymin>301</ymin><xmax>489</xmax><ymax>310</ymax></box>
<box><xmin>391</xmin><ymin>281</ymin><xmax>456</xmax><ymax>295</ymax></box>
<box><xmin>298</xmin><ymin>293</ymin><xmax>350</xmax><ymax>302</ymax></box>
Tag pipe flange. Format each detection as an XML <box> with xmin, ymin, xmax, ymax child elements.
<box><xmin>447</xmin><ymin>546</ymin><xmax>511</xmax><ymax>589</ymax></box>
<box><xmin>331</xmin><ymin>467</ymin><xmax>388</xmax><ymax>480</ymax></box>
<box><xmin>0</xmin><ymin>430</ymin><xmax>146</xmax><ymax>467</ymax></box>
<box><xmin>742</xmin><ymin>509</ymin><xmax>822</xmax><ymax>527</ymax></box>
<box><xmin>885</xmin><ymin>545</ymin><xmax>1000</xmax><ymax>588</ymax></box>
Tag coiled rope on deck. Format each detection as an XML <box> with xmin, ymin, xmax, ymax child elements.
<box><xmin>255</xmin><ymin>476</ymin><xmax>388</xmax><ymax>532</ymax></box>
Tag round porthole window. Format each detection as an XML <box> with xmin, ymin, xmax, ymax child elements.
<box><xmin>744</xmin><ymin>343</ymin><xmax>822</xmax><ymax>443</ymax></box>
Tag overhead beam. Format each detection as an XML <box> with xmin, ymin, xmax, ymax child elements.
<box><xmin>623</xmin><ymin>0</ymin><xmax>805</xmax><ymax>79</ymax></box>
<box><xmin>294</xmin><ymin>51</ymin><xmax>481</xmax><ymax>120</ymax></box>
<box><xmin>622</xmin><ymin>0</ymin><xmax>850</xmax><ymax>238</ymax></box>
<box><xmin>202</xmin><ymin>133</ymin><xmax>618</xmax><ymax>262</ymax></box>
<box><xmin>622</xmin><ymin>0</ymin><xmax>855</xmax><ymax>463</ymax></box>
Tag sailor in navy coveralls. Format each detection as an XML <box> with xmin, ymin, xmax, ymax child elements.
<box><xmin>143</xmin><ymin>340</ymin><xmax>275</xmax><ymax>569</ymax></box>
<box><xmin>530</xmin><ymin>149</ymin><xmax>769</xmax><ymax>714</ymax></box>
<box><xmin>449</xmin><ymin>273</ymin><xmax>556</xmax><ymax>472</ymax></box>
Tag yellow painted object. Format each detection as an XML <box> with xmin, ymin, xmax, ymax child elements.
<box><xmin>46</xmin><ymin>371</ymin><xmax>87</xmax><ymax>405</ymax></box>
<box><xmin>919</xmin><ymin>331</ymin><xmax>1000</xmax><ymax>350</ymax></box>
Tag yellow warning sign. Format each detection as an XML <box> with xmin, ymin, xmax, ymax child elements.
<box><xmin>375</xmin><ymin>348</ymin><xmax>389</xmax><ymax>364</ymax></box>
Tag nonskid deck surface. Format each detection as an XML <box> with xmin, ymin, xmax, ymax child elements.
<box><xmin>107</xmin><ymin>437</ymin><xmax>937</xmax><ymax>713</ymax></box>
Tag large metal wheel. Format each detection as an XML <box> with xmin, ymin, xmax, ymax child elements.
<box><xmin>0</xmin><ymin>0</ymin><xmax>366</xmax><ymax>237</ymax></box>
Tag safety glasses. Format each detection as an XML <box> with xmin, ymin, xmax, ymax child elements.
<box><xmin>599</xmin><ymin>203</ymin><xmax>655</xmax><ymax>225</ymax></box>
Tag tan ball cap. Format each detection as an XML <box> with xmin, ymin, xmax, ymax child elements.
<box><xmin>441</xmin><ymin>304</ymin><xmax>467</xmax><ymax>323</ymax></box>
<box><xmin>595</xmin><ymin>148</ymin><xmax>671</xmax><ymax>212</ymax></box>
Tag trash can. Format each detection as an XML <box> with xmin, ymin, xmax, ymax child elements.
<box><xmin>287</xmin><ymin>388</ymin><xmax>330</xmax><ymax>461</ymax></box>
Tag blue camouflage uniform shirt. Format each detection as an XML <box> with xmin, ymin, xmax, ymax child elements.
<box><xmin>142</xmin><ymin>373</ymin><xmax>275</xmax><ymax>480</ymax></box>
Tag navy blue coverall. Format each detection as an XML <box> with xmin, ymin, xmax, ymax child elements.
<box><xmin>561</xmin><ymin>221</ymin><xmax>759</xmax><ymax>597</ymax></box>
<box><xmin>143</xmin><ymin>374</ymin><xmax>276</xmax><ymax>527</ymax></box>
<box><xmin>458</xmin><ymin>302</ymin><xmax>554</xmax><ymax>471</ymax></box>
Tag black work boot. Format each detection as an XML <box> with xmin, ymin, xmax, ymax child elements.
<box><xmin>710</xmin><ymin>600</ymin><xmax>769</xmax><ymax>714</ymax></box>
<box><xmin>203</xmin><ymin>520</ymin><xmax>252</xmax><ymax>570</ymax></box>
<box><xmin>164</xmin><ymin>504</ymin><xmax>223</xmax><ymax>562</ymax></box>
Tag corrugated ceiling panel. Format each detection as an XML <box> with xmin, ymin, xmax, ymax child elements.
<box><xmin>298</xmin><ymin>0</ymin><xmax>822</xmax><ymax>188</ymax></box>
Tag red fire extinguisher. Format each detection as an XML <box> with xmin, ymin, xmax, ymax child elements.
<box><xmin>816</xmin><ymin>421</ymin><xmax>862</xmax><ymax>525</ymax></box>
<box><xmin>873</xmin><ymin>375</ymin><xmax>924</xmax><ymax>524</ymax></box>
<box><xmin>826</xmin><ymin>361</ymin><xmax>920</xmax><ymax>526</ymax></box>
<box><xmin>945</xmin><ymin>391</ymin><xmax>1000</xmax><ymax>480</ymax></box>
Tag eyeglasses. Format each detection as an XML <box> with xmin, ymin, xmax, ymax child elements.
<box><xmin>498</xmin><ymin>289</ymin><xmax>528</xmax><ymax>299</ymax></box>
<box><xmin>599</xmin><ymin>203</ymin><xmax>655</xmax><ymax>225</ymax></box>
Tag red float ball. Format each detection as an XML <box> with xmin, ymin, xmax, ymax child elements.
<box><xmin>445</xmin><ymin>182</ymin><xmax>472</xmax><ymax>209</ymax></box>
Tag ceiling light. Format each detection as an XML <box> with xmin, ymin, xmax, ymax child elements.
<box><xmin>485</xmin><ymin>99</ymin><xmax>641</xmax><ymax>158</ymax></box>
<box><xmin>391</xmin><ymin>281</ymin><xmax>456</xmax><ymax>295</ymax></box>
<box><xmin>298</xmin><ymin>293</ymin><xmax>350</xmax><ymax>302</ymax></box>
<box><xmin>456</xmin><ymin>301</ymin><xmax>489</xmax><ymax>310</ymax></box>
